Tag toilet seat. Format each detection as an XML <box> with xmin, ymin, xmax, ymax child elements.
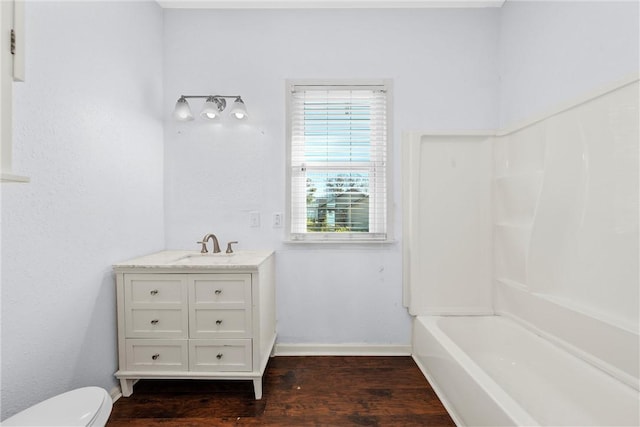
<box><xmin>2</xmin><ymin>387</ymin><xmax>112</xmax><ymax>427</ymax></box>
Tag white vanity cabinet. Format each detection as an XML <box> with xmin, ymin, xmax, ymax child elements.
<box><xmin>113</xmin><ymin>251</ymin><xmax>275</xmax><ymax>399</ymax></box>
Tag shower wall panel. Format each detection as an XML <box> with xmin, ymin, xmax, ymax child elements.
<box><xmin>403</xmin><ymin>134</ymin><xmax>493</xmax><ymax>316</ymax></box>
<box><xmin>493</xmin><ymin>79</ymin><xmax>639</xmax><ymax>388</ymax></box>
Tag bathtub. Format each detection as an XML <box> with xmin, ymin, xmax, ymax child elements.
<box><xmin>412</xmin><ymin>315</ymin><xmax>639</xmax><ymax>426</ymax></box>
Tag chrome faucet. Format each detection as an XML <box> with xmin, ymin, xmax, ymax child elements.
<box><xmin>198</xmin><ymin>233</ymin><xmax>221</xmax><ymax>254</ymax></box>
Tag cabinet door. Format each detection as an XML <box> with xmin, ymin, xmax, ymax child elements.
<box><xmin>188</xmin><ymin>274</ymin><xmax>252</xmax><ymax>339</ymax></box>
<box><xmin>124</xmin><ymin>274</ymin><xmax>188</xmax><ymax>338</ymax></box>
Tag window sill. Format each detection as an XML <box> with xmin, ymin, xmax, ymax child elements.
<box><xmin>283</xmin><ymin>239</ymin><xmax>397</xmax><ymax>246</ymax></box>
<box><xmin>1</xmin><ymin>172</ymin><xmax>30</xmax><ymax>183</ymax></box>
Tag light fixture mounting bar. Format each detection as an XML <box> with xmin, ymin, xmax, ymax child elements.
<box><xmin>180</xmin><ymin>95</ymin><xmax>242</xmax><ymax>99</ymax></box>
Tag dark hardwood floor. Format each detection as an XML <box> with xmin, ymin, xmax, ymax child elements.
<box><xmin>107</xmin><ymin>356</ymin><xmax>455</xmax><ymax>426</ymax></box>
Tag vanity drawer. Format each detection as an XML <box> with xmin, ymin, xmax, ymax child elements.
<box><xmin>190</xmin><ymin>308</ymin><xmax>252</xmax><ymax>338</ymax></box>
<box><xmin>189</xmin><ymin>339</ymin><xmax>252</xmax><ymax>372</ymax></box>
<box><xmin>125</xmin><ymin>308</ymin><xmax>188</xmax><ymax>339</ymax></box>
<box><xmin>125</xmin><ymin>339</ymin><xmax>188</xmax><ymax>372</ymax></box>
<box><xmin>125</xmin><ymin>274</ymin><xmax>187</xmax><ymax>305</ymax></box>
<box><xmin>189</xmin><ymin>274</ymin><xmax>251</xmax><ymax>307</ymax></box>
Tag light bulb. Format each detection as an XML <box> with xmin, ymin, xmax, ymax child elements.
<box><xmin>229</xmin><ymin>97</ymin><xmax>248</xmax><ymax>120</ymax></box>
<box><xmin>200</xmin><ymin>96</ymin><xmax>225</xmax><ymax>120</ymax></box>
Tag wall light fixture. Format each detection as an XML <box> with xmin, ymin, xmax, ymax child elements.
<box><xmin>173</xmin><ymin>95</ymin><xmax>249</xmax><ymax>121</ymax></box>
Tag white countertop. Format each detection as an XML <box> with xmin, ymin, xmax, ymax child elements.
<box><xmin>113</xmin><ymin>250</ymin><xmax>274</xmax><ymax>271</ymax></box>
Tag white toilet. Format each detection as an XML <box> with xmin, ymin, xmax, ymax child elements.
<box><xmin>2</xmin><ymin>387</ymin><xmax>112</xmax><ymax>426</ymax></box>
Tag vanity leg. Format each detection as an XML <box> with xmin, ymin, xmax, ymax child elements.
<box><xmin>252</xmin><ymin>378</ymin><xmax>263</xmax><ymax>400</ymax></box>
<box><xmin>120</xmin><ymin>378</ymin><xmax>135</xmax><ymax>397</ymax></box>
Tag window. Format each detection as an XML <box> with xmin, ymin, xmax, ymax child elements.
<box><xmin>286</xmin><ymin>81</ymin><xmax>390</xmax><ymax>242</ymax></box>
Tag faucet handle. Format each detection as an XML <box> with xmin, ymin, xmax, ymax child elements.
<box><xmin>197</xmin><ymin>241</ymin><xmax>208</xmax><ymax>254</ymax></box>
<box><xmin>226</xmin><ymin>241</ymin><xmax>238</xmax><ymax>254</ymax></box>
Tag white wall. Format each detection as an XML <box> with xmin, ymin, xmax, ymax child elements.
<box><xmin>1</xmin><ymin>1</ymin><xmax>164</xmax><ymax>419</ymax></box>
<box><xmin>163</xmin><ymin>8</ymin><xmax>500</xmax><ymax>345</ymax></box>
<box><xmin>498</xmin><ymin>0</ymin><xmax>640</xmax><ymax>127</ymax></box>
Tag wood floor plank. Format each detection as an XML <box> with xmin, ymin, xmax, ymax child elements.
<box><xmin>107</xmin><ymin>356</ymin><xmax>455</xmax><ymax>426</ymax></box>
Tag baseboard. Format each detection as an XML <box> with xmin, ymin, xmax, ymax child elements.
<box><xmin>110</xmin><ymin>379</ymin><xmax>139</xmax><ymax>403</ymax></box>
<box><xmin>273</xmin><ymin>343</ymin><xmax>412</xmax><ymax>356</ymax></box>
<box><xmin>109</xmin><ymin>385</ymin><xmax>122</xmax><ymax>403</ymax></box>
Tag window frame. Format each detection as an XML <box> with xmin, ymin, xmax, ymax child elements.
<box><xmin>285</xmin><ymin>79</ymin><xmax>392</xmax><ymax>243</ymax></box>
<box><xmin>1</xmin><ymin>0</ymin><xmax>28</xmax><ymax>183</ymax></box>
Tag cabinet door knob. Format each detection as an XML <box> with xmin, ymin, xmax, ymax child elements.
<box><xmin>152</xmin><ymin>353</ymin><xmax>160</xmax><ymax>360</ymax></box>
<box><xmin>214</xmin><ymin>289</ymin><xmax>222</xmax><ymax>295</ymax></box>
<box><xmin>150</xmin><ymin>289</ymin><xmax>158</xmax><ymax>296</ymax></box>
<box><xmin>215</xmin><ymin>319</ymin><xmax>223</xmax><ymax>325</ymax></box>
<box><xmin>216</xmin><ymin>353</ymin><xmax>223</xmax><ymax>360</ymax></box>
<box><xmin>151</xmin><ymin>319</ymin><xmax>159</xmax><ymax>325</ymax></box>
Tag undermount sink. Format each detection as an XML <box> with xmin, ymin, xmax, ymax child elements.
<box><xmin>173</xmin><ymin>253</ymin><xmax>235</xmax><ymax>265</ymax></box>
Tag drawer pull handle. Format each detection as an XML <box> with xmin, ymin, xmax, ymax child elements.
<box><xmin>152</xmin><ymin>353</ymin><xmax>160</xmax><ymax>360</ymax></box>
<box><xmin>150</xmin><ymin>319</ymin><xmax>159</xmax><ymax>325</ymax></box>
<box><xmin>216</xmin><ymin>353</ymin><xmax>223</xmax><ymax>360</ymax></box>
<box><xmin>150</xmin><ymin>290</ymin><xmax>158</xmax><ymax>296</ymax></box>
<box><xmin>214</xmin><ymin>289</ymin><xmax>222</xmax><ymax>295</ymax></box>
<box><xmin>215</xmin><ymin>320</ymin><xmax>223</xmax><ymax>325</ymax></box>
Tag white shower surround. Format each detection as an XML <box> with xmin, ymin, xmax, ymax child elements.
<box><xmin>494</xmin><ymin>78</ymin><xmax>639</xmax><ymax>387</ymax></box>
<box><xmin>405</xmin><ymin>77</ymin><xmax>639</xmax><ymax>425</ymax></box>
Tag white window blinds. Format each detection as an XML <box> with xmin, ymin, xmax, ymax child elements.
<box><xmin>288</xmin><ymin>82</ymin><xmax>389</xmax><ymax>241</ymax></box>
